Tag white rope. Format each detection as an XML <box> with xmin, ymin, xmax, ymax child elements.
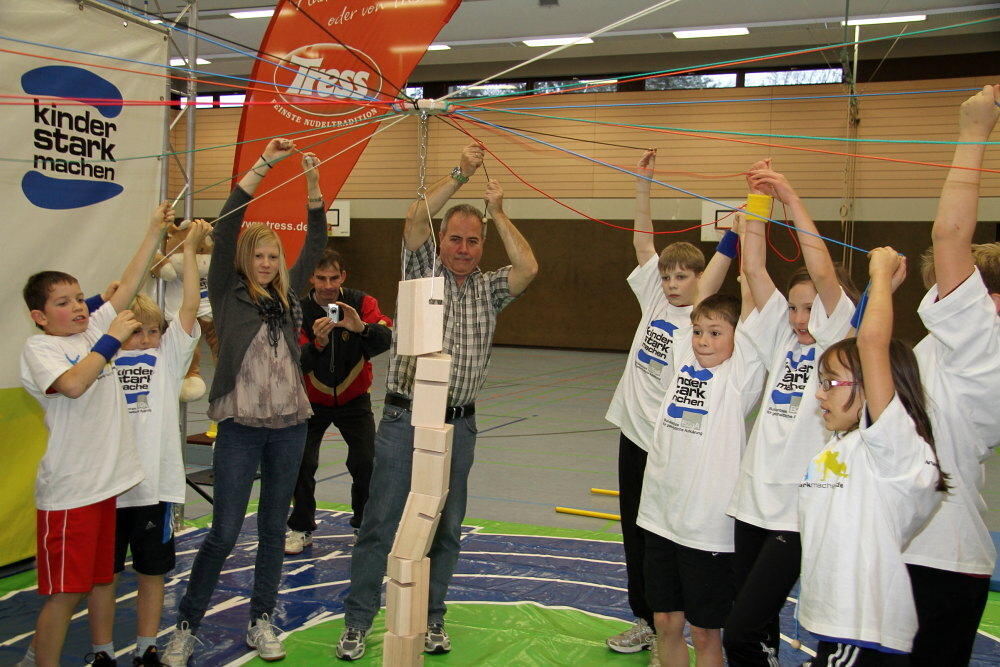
<box><xmin>440</xmin><ymin>0</ymin><xmax>684</xmax><ymax>101</ymax></box>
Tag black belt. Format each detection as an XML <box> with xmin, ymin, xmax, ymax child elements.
<box><xmin>384</xmin><ymin>393</ymin><xmax>475</xmax><ymax>420</ymax></box>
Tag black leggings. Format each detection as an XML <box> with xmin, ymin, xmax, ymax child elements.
<box><xmin>618</xmin><ymin>433</ymin><xmax>653</xmax><ymax>625</ymax></box>
<box><xmin>908</xmin><ymin>563</ymin><xmax>990</xmax><ymax>666</ymax></box>
<box><xmin>723</xmin><ymin>520</ymin><xmax>801</xmax><ymax>666</ymax></box>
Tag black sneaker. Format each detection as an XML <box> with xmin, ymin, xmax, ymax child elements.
<box><xmin>85</xmin><ymin>651</ymin><xmax>117</xmax><ymax>666</ymax></box>
<box><xmin>133</xmin><ymin>646</ymin><xmax>164</xmax><ymax>666</ymax></box>
<box><xmin>424</xmin><ymin>623</ymin><xmax>451</xmax><ymax>654</ymax></box>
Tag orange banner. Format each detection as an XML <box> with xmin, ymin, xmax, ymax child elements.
<box><xmin>233</xmin><ymin>0</ymin><xmax>460</xmax><ymax>261</ymax></box>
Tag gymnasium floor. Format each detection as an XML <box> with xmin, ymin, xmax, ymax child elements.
<box><xmin>3</xmin><ymin>344</ymin><xmax>1000</xmax><ymax>665</ymax></box>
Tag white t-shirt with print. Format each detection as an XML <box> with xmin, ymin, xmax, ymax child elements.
<box><xmin>728</xmin><ymin>289</ymin><xmax>854</xmax><ymax>531</ymax></box>
<box><xmin>798</xmin><ymin>396</ymin><xmax>943</xmax><ymax>653</ymax></box>
<box><xmin>113</xmin><ymin>322</ymin><xmax>199</xmax><ymax>508</ymax></box>
<box><xmin>904</xmin><ymin>269</ymin><xmax>1000</xmax><ymax>575</ymax></box>
<box><xmin>606</xmin><ymin>255</ymin><xmax>693</xmax><ymax>451</ymax></box>
<box><xmin>637</xmin><ymin>326</ymin><xmax>765</xmax><ymax>552</ymax></box>
<box><xmin>20</xmin><ymin>302</ymin><xmax>144</xmax><ymax>511</ymax></box>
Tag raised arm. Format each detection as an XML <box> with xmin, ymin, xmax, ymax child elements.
<box><xmin>741</xmin><ymin>161</ymin><xmax>778</xmax><ymax>310</ymax></box>
<box><xmin>404</xmin><ymin>143</ymin><xmax>483</xmax><ymax>251</ymax></box>
<box><xmin>931</xmin><ymin>84</ymin><xmax>999</xmax><ymax>298</ymax></box>
<box><xmin>237</xmin><ymin>138</ymin><xmax>297</xmax><ymax>196</ymax></box>
<box><xmin>109</xmin><ymin>202</ymin><xmax>174</xmax><ymax>313</ymax></box>
<box><xmin>858</xmin><ymin>247</ymin><xmax>907</xmax><ymax>422</ymax></box>
<box><xmin>749</xmin><ymin>167</ymin><xmax>842</xmax><ymax>315</ymax></box>
<box><xmin>633</xmin><ymin>149</ymin><xmax>657</xmax><ymax>266</ymax></box>
<box><xmin>290</xmin><ymin>152</ymin><xmax>330</xmax><ymax>293</ymax></box>
<box><xmin>485</xmin><ymin>179</ymin><xmax>538</xmax><ymax>297</ymax></box>
<box><xmin>177</xmin><ymin>220</ymin><xmax>211</xmax><ymax>336</ymax></box>
<box><xmin>50</xmin><ymin>310</ymin><xmax>142</xmax><ymax>398</ymax></box>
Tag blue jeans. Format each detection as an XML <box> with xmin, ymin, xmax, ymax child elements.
<box><xmin>177</xmin><ymin>419</ymin><xmax>307</xmax><ymax>632</ymax></box>
<box><xmin>344</xmin><ymin>404</ymin><xmax>477</xmax><ymax>630</ymax></box>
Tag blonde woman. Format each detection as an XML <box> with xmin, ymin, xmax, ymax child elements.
<box><xmin>163</xmin><ymin>138</ymin><xmax>327</xmax><ymax>666</ymax></box>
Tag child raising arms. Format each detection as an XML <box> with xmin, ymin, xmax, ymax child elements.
<box><xmin>798</xmin><ymin>247</ymin><xmax>947</xmax><ymax>664</ymax></box>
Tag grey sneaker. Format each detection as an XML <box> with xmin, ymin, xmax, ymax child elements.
<box><xmin>335</xmin><ymin>627</ymin><xmax>367</xmax><ymax>661</ymax></box>
<box><xmin>246</xmin><ymin>614</ymin><xmax>285</xmax><ymax>661</ymax></box>
<box><xmin>607</xmin><ymin>618</ymin><xmax>654</xmax><ymax>654</ymax></box>
<box><xmin>424</xmin><ymin>623</ymin><xmax>451</xmax><ymax>654</ymax></box>
<box><xmin>284</xmin><ymin>530</ymin><xmax>312</xmax><ymax>555</ymax></box>
<box><xmin>161</xmin><ymin>623</ymin><xmax>196</xmax><ymax>667</ymax></box>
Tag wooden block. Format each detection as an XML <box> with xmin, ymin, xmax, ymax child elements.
<box><xmin>415</xmin><ymin>353</ymin><xmax>451</xmax><ymax>383</ymax></box>
<box><xmin>386</xmin><ymin>555</ymin><xmax>430</xmax><ymax>585</ymax></box>
<box><xmin>382</xmin><ymin>631</ymin><xmax>425</xmax><ymax>667</ymax></box>
<box><xmin>410</xmin><ymin>379</ymin><xmax>448</xmax><ymax>429</ymax></box>
<box><xmin>411</xmin><ymin>448</ymin><xmax>451</xmax><ymax>498</ymax></box>
<box><xmin>386</xmin><ymin>577</ymin><xmax>429</xmax><ymax>636</ymax></box>
<box><xmin>413</xmin><ymin>424</ymin><xmax>453</xmax><ymax>455</ymax></box>
<box><xmin>396</xmin><ymin>277</ymin><xmax>444</xmax><ymax>357</ymax></box>
<box><xmin>390</xmin><ymin>492</ymin><xmax>444</xmax><ymax>560</ymax></box>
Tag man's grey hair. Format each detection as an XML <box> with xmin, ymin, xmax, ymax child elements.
<box><xmin>439</xmin><ymin>203</ymin><xmax>487</xmax><ymax>239</ymax></box>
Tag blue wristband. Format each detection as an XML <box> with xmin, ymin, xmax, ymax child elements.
<box><xmin>85</xmin><ymin>294</ymin><xmax>104</xmax><ymax>313</ymax></box>
<box><xmin>850</xmin><ymin>283</ymin><xmax>871</xmax><ymax>329</ymax></box>
<box><xmin>92</xmin><ymin>334</ymin><xmax>121</xmax><ymax>362</ymax></box>
<box><xmin>716</xmin><ymin>230</ymin><xmax>739</xmax><ymax>258</ymax></box>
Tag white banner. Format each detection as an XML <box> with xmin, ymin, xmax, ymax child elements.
<box><xmin>0</xmin><ymin>0</ymin><xmax>167</xmax><ymax>387</ymax></box>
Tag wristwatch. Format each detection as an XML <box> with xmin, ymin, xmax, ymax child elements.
<box><xmin>450</xmin><ymin>166</ymin><xmax>469</xmax><ymax>184</ymax></box>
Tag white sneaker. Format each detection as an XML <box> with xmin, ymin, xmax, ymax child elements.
<box><xmin>162</xmin><ymin>622</ymin><xmax>197</xmax><ymax>666</ymax></box>
<box><xmin>607</xmin><ymin>618</ymin><xmax>654</xmax><ymax>653</ymax></box>
<box><xmin>246</xmin><ymin>614</ymin><xmax>286</xmax><ymax>662</ymax></box>
<box><xmin>335</xmin><ymin>627</ymin><xmax>368</xmax><ymax>661</ymax></box>
<box><xmin>284</xmin><ymin>530</ymin><xmax>312</xmax><ymax>555</ymax></box>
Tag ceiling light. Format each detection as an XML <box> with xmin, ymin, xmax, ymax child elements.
<box><xmin>427</xmin><ymin>44</ymin><xmax>451</xmax><ymax>51</ymax></box>
<box><xmin>522</xmin><ymin>36</ymin><xmax>594</xmax><ymax>47</ymax></box>
<box><xmin>842</xmin><ymin>14</ymin><xmax>925</xmax><ymax>26</ymax></box>
<box><xmin>149</xmin><ymin>19</ymin><xmax>163</xmax><ymax>24</ymax></box>
<box><xmin>673</xmin><ymin>27</ymin><xmax>749</xmax><ymax>39</ymax></box>
<box><xmin>170</xmin><ymin>57</ymin><xmax>211</xmax><ymax>66</ymax></box>
<box><xmin>229</xmin><ymin>9</ymin><xmax>274</xmax><ymax>19</ymax></box>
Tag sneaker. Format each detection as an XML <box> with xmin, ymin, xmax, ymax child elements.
<box><xmin>246</xmin><ymin>614</ymin><xmax>285</xmax><ymax>662</ymax></box>
<box><xmin>335</xmin><ymin>627</ymin><xmax>368</xmax><ymax>661</ymax></box>
<box><xmin>132</xmin><ymin>646</ymin><xmax>164</xmax><ymax>666</ymax></box>
<box><xmin>161</xmin><ymin>623</ymin><xmax>196</xmax><ymax>667</ymax></box>
<box><xmin>607</xmin><ymin>618</ymin><xmax>654</xmax><ymax>654</ymax></box>
<box><xmin>424</xmin><ymin>623</ymin><xmax>451</xmax><ymax>654</ymax></box>
<box><xmin>284</xmin><ymin>530</ymin><xmax>312</xmax><ymax>555</ymax></box>
<box><xmin>85</xmin><ymin>652</ymin><xmax>117</xmax><ymax>666</ymax></box>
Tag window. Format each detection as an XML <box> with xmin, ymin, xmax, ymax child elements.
<box><xmin>219</xmin><ymin>94</ymin><xmax>246</xmax><ymax>108</ymax></box>
<box><xmin>446</xmin><ymin>82</ymin><xmax>528</xmax><ymax>98</ymax></box>
<box><xmin>404</xmin><ymin>86</ymin><xmax>424</xmax><ymax>99</ymax></box>
<box><xmin>645</xmin><ymin>73</ymin><xmax>737</xmax><ymax>90</ymax></box>
<box><xmin>534</xmin><ymin>79</ymin><xmax>618</xmax><ymax>94</ymax></box>
<box><xmin>178</xmin><ymin>95</ymin><xmax>215</xmax><ymax>109</ymax></box>
<box><xmin>745</xmin><ymin>68</ymin><xmax>843</xmax><ymax>87</ymax></box>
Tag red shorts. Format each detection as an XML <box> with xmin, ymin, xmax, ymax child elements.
<box><xmin>36</xmin><ymin>497</ymin><xmax>116</xmax><ymax>595</ymax></box>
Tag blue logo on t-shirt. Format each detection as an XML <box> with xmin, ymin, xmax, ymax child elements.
<box><xmin>114</xmin><ymin>353</ymin><xmax>156</xmax><ymax>405</ymax></box>
<box><xmin>637</xmin><ymin>319</ymin><xmax>680</xmax><ymax>366</ymax></box>
<box><xmin>771</xmin><ymin>347</ymin><xmax>816</xmax><ymax>406</ymax></box>
<box><xmin>21</xmin><ymin>66</ymin><xmax>124</xmax><ymax>209</ymax></box>
<box><xmin>666</xmin><ymin>365</ymin><xmax>713</xmax><ymax>425</ymax></box>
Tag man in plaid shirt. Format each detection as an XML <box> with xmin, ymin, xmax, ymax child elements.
<box><xmin>337</xmin><ymin>144</ymin><xmax>539</xmax><ymax>661</ymax></box>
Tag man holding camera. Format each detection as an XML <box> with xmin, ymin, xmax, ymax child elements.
<box><xmin>336</xmin><ymin>144</ymin><xmax>539</xmax><ymax>660</ymax></box>
<box><xmin>286</xmin><ymin>248</ymin><xmax>393</xmax><ymax>554</ymax></box>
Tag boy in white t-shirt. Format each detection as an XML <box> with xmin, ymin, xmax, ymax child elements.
<box><xmin>19</xmin><ymin>203</ymin><xmax>175</xmax><ymax>667</ymax></box>
<box><xmin>904</xmin><ymin>84</ymin><xmax>1000</xmax><ymax>666</ymax></box>
<box><xmin>637</xmin><ymin>284</ymin><xmax>765</xmax><ymax>666</ymax></box>
<box><xmin>605</xmin><ymin>149</ymin><xmax>736</xmax><ymax>653</ymax></box>
<box><xmin>85</xmin><ymin>221</ymin><xmax>209</xmax><ymax>666</ymax></box>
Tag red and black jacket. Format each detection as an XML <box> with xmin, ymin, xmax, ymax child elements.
<box><xmin>298</xmin><ymin>287</ymin><xmax>392</xmax><ymax>407</ymax></box>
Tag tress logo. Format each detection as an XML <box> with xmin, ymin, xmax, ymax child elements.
<box><xmin>274</xmin><ymin>43</ymin><xmax>383</xmax><ymax>118</ymax></box>
<box><xmin>21</xmin><ymin>66</ymin><xmax>123</xmax><ymax>210</ymax></box>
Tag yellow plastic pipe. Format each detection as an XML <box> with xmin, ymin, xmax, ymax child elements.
<box><xmin>589</xmin><ymin>488</ymin><xmax>619</xmax><ymax>497</ymax></box>
<box><xmin>555</xmin><ymin>506</ymin><xmax>621</xmax><ymax>521</ymax></box>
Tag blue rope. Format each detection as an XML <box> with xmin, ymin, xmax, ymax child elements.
<box><xmin>463</xmin><ymin>87</ymin><xmax>981</xmax><ymax>112</ymax></box>
<box><xmin>455</xmin><ymin>110</ymin><xmax>873</xmax><ymax>256</ymax></box>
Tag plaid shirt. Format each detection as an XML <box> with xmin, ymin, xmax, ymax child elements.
<box><xmin>386</xmin><ymin>237</ymin><xmax>517</xmax><ymax>406</ymax></box>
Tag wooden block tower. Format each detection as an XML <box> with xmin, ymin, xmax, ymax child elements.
<box><xmin>383</xmin><ymin>276</ymin><xmax>451</xmax><ymax>667</ymax></box>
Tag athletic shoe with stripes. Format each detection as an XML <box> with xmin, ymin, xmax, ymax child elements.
<box><xmin>607</xmin><ymin>618</ymin><xmax>654</xmax><ymax>653</ymax></box>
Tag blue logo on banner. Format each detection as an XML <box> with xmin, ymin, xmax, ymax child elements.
<box><xmin>21</xmin><ymin>66</ymin><xmax>124</xmax><ymax>209</ymax></box>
